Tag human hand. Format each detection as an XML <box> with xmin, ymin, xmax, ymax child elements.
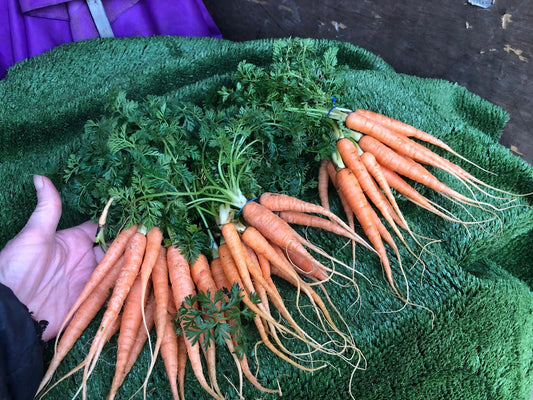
<box><xmin>0</xmin><ymin>176</ymin><xmax>102</xmax><ymax>341</ymax></box>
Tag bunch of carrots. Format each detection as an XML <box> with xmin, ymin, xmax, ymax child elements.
<box><xmin>294</xmin><ymin>106</ymin><xmax>528</xmax><ymax>304</ymax></box>
<box><xmin>37</xmin><ymin>191</ymin><xmax>365</xmax><ymax>399</ymax></box>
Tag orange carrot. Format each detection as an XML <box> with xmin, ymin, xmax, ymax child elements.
<box><xmin>38</xmin><ymin>316</ymin><xmax>122</xmax><ymax>400</ymax></box>
<box><xmin>326</xmin><ymin>160</ymin><xmax>355</xmax><ymax>230</ymax></box>
<box><xmin>379</xmin><ymin>164</ymin><xmax>472</xmax><ymax>224</ymax></box>
<box><xmin>81</xmin><ymin>230</ymin><xmax>147</xmax><ymax>399</ymax></box>
<box><xmin>124</xmin><ymin>293</ymin><xmax>155</xmax><ymax>381</ymax></box>
<box><xmin>337</xmin><ymin>138</ymin><xmax>404</xmax><ymax>229</ymax></box>
<box><xmin>358</xmin><ymin>135</ymin><xmax>475</xmax><ymax>204</ymax></box>
<box><xmin>167</xmin><ymin>245</ymin><xmax>221</xmax><ymax>400</ymax></box>
<box><xmin>259</xmin><ymin>191</ymin><xmax>375</xmax><ymax>257</ymax></box>
<box><xmin>107</xmin><ymin>275</ymin><xmax>150</xmax><ymax>400</ymax></box>
<box><xmin>241</xmin><ymin>200</ymin><xmax>333</xmax><ymax>281</ymax></box>
<box><xmin>242</xmin><ymin>227</ymin><xmax>349</xmax><ymax>341</ymax></box>
<box><xmin>220</xmin><ymin>223</ymin><xmax>258</xmax><ymax>294</ymax></box>
<box><xmin>347</xmin><ymin>111</ymin><xmax>497</xmax><ymax>192</ymax></box>
<box><xmin>223</xmin><ymin>225</ymin><xmax>307</xmax><ymax>341</ymax></box>
<box><xmin>141</xmin><ymin>247</ymin><xmax>169</xmax><ymax>397</ymax></box>
<box><xmin>336</xmin><ymin>168</ymin><xmax>402</xmax><ymax>298</ymax></box>
<box><xmin>353</xmin><ymin>108</ymin><xmax>497</xmax><ymax>178</ymax></box>
<box><xmin>150</xmin><ymin>247</ymin><xmax>170</xmax><ymax>355</ymax></box>
<box><xmin>210</xmin><ymin>257</ymin><xmax>231</xmax><ymax>292</ymax></box>
<box><xmin>318</xmin><ymin>159</ymin><xmax>331</xmax><ymax>211</ymax></box>
<box><xmin>259</xmin><ymin>192</ymin><xmax>360</xmax><ymax>238</ymax></box>
<box><xmin>278</xmin><ymin>210</ymin><xmax>369</xmax><ymax>245</ymax></box>
<box><xmin>189</xmin><ymin>254</ymin><xmax>224</xmax><ymax>399</ymax></box>
<box><xmin>354</xmin><ymin>109</ymin><xmax>453</xmax><ymax>151</ymax></box>
<box><xmin>139</xmin><ymin>226</ymin><xmax>163</xmax><ymax>347</ymax></box>
<box><xmin>346</xmin><ymin>111</ymin><xmax>449</xmax><ymax>168</ymax></box>
<box><xmin>55</xmin><ymin>224</ymin><xmax>138</xmax><ymax>351</ymax></box>
<box><xmin>160</xmin><ymin>297</ymin><xmax>180</xmax><ymax>400</ymax></box>
<box><xmin>361</xmin><ymin>152</ymin><xmax>408</xmax><ymax>228</ymax></box>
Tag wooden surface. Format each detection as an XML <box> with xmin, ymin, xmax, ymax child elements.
<box><xmin>204</xmin><ymin>0</ymin><xmax>533</xmax><ymax>166</ymax></box>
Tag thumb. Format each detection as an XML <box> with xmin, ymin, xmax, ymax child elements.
<box><xmin>22</xmin><ymin>175</ymin><xmax>62</xmax><ymax>236</ymax></box>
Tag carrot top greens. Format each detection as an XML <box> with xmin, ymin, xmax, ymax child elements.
<box><xmin>64</xmin><ymin>39</ymin><xmax>360</xmax><ymax>257</ymax></box>
<box><xmin>175</xmin><ymin>283</ymin><xmax>260</xmax><ymax>360</ymax></box>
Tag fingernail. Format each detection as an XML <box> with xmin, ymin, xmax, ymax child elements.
<box><xmin>33</xmin><ymin>175</ymin><xmax>44</xmax><ymax>190</ymax></box>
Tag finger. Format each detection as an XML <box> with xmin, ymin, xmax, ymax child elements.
<box><xmin>72</xmin><ymin>220</ymin><xmax>107</xmax><ymax>263</ymax></box>
<box><xmin>22</xmin><ymin>175</ymin><xmax>62</xmax><ymax>237</ymax></box>
<box><xmin>76</xmin><ymin>220</ymin><xmax>98</xmax><ymax>238</ymax></box>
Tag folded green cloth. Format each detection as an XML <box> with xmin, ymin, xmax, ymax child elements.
<box><xmin>1</xmin><ymin>36</ymin><xmax>532</xmax><ymax>400</ymax></box>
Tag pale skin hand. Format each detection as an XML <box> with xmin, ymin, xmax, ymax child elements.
<box><xmin>0</xmin><ymin>176</ymin><xmax>103</xmax><ymax>341</ymax></box>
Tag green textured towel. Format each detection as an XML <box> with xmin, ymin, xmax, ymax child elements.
<box><xmin>1</xmin><ymin>36</ymin><xmax>532</xmax><ymax>400</ymax></box>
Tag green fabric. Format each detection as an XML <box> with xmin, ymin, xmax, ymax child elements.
<box><xmin>1</xmin><ymin>36</ymin><xmax>532</xmax><ymax>399</ymax></box>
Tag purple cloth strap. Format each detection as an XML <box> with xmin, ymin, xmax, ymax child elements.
<box><xmin>0</xmin><ymin>0</ymin><xmax>222</xmax><ymax>79</ymax></box>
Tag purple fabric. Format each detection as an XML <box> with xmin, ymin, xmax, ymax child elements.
<box><xmin>0</xmin><ymin>0</ymin><xmax>222</xmax><ymax>79</ymax></box>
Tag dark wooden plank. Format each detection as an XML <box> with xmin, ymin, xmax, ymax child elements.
<box><xmin>204</xmin><ymin>0</ymin><xmax>533</xmax><ymax>165</ymax></box>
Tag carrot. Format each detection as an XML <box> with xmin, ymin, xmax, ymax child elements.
<box><xmin>361</xmin><ymin>152</ymin><xmax>409</xmax><ymax>230</ymax></box>
<box><xmin>37</xmin><ymin>255</ymin><xmax>125</xmax><ymax>395</ymax></box>
<box><xmin>358</xmin><ymin>135</ymin><xmax>478</xmax><ymax>205</ymax></box>
<box><xmin>245</xmin><ymin>245</ymin><xmax>317</xmax><ymax>367</ymax></box>
<box><xmin>318</xmin><ymin>159</ymin><xmax>331</xmax><ymax>211</ymax></box>
<box><xmin>244</xmin><ymin>246</ymin><xmax>284</xmax><ymax>350</ymax></box>
<box><xmin>278</xmin><ymin>210</ymin><xmax>371</xmax><ymax>245</ymax></box>
<box><xmin>348</xmin><ymin>111</ymin><xmax>512</xmax><ymax>198</ymax></box>
<box><xmin>124</xmin><ymin>293</ymin><xmax>155</xmax><ymax>387</ymax></box>
<box><xmin>241</xmin><ymin>200</ymin><xmax>342</xmax><ymax>281</ymax></box>
<box><xmin>81</xmin><ymin>230</ymin><xmax>147</xmax><ymax>400</ymax></box>
<box><xmin>38</xmin><ymin>316</ymin><xmax>123</xmax><ymax>400</ymax></box>
<box><xmin>361</xmin><ymin>151</ymin><xmax>441</xmax><ymax>251</ymax></box>
<box><xmin>326</xmin><ymin>158</ymin><xmax>359</xmax><ymax>277</ymax></box>
<box><xmin>347</xmin><ymin>111</ymin><xmax>455</xmax><ymax>170</ymax></box>
<box><xmin>196</xmin><ymin>251</ymin><xmax>268</xmax><ymax>392</ymax></box>
<box><xmin>336</xmin><ymin>168</ymin><xmax>403</xmax><ymax>299</ymax></box>
<box><xmin>139</xmin><ymin>226</ymin><xmax>163</xmax><ymax>353</ymax></box>
<box><xmin>107</xmin><ymin>275</ymin><xmax>150</xmax><ymax>400</ymax></box>
<box><xmin>160</xmin><ymin>297</ymin><xmax>180</xmax><ymax>400</ymax></box>
<box><xmin>223</xmin><ymin>224</ymin><xmax>302</xmax><ymax>332</ymax></box>
<box><xmin>337</xmin><ymin>139</ymin><xmax>414</xmax><ymax>269</ymax></box>
<box><xmin>210</xmin><ymin>257</ymin><xmax>231</xmax><ymax>292</ymax></box>
<box><xmin>354</xmin><ymin>109</ymin><xmax>455</xmax><ymax>152</ymax></box>
<box><xmin>207</xmin><ymin>258</ymin><xmax>246</xmax><ymax>397</ymax></box>
<box><xmin>258</xmin><ymin>191</ymin><xmax>376</xmax><ymax>258</ymax></box>
<box><xmin>167</xmin><ymin>245</ymin><xmax>221</xmax><ymax>400</ymax></box>
<box><xmin>189</xmin><ymin>254</ymin><xmax>224</xmax><ymax>399</ymax></box>
<box><xmin>326</xmin><ymin>160</ymin><xmax>355</xmax><ymax>231</ymax></box>
<box><xmin>337</xmin><ymin>138</ymin><xmax>405</xmax><ymax>229</ymax></box>
<box><xmin>242</xmin><ymin>226</ymin><xmax>353</xmax><ymax>344</ymax></box>
<box><xmin>55</xmin><ymin>224</ymin><xmax>138</xmax><ymax>352</ymax></box>
<box><xmin>259</xmin><ymin>192</ymin><xmax>364</xmax><ymax>242</ymax></box>
<box><xmin>141</xmin><ymin>246</ymin><xmax>169</xmax><ymax>398</ymax></box>
<box><xmin>354</xmin><ymin>108</ymin><xmax>497</xmax><ymax>176</ymax></box>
